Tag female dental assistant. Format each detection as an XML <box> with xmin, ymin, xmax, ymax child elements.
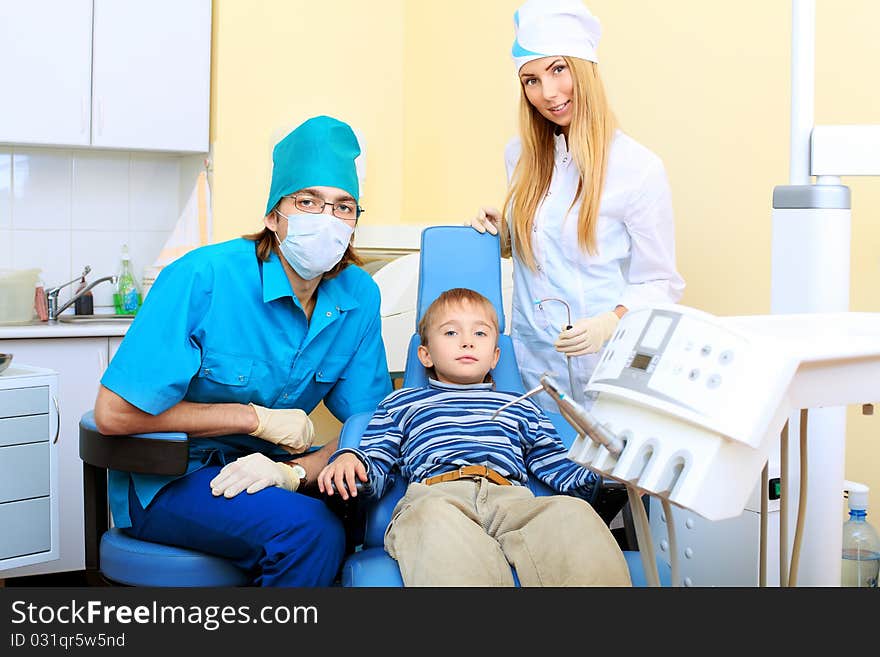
<box><xmin>470</xmin><ymin>0</ymin><xmax>684</xmax><ymax>411</ymax></box>
<box><xmin>94</xmin><ymin>115</ymin><xmax>391</xmax><ymax>586</ymax></box>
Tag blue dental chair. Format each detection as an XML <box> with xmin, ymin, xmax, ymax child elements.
<box><xmin>338</xmin><ymin>225</ymin><xmax>670</xmax><ymax>587</ymax></box>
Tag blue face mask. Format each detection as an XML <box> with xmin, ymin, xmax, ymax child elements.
<box><xmin>274</xmin><ymin>211</ymin><xmax>354</xmax><ymax>280</ymax></box>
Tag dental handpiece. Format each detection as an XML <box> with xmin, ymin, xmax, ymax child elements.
<box><xmin>539</xmin><ymin>374</ymin><xmax>624</xmax><ymax>456</ymax></box>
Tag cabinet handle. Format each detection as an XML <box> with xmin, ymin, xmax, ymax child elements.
<box><xmin>52</xmin><ymin>394</ymin><xmax>61</xmax><ymax>445</ymax></box>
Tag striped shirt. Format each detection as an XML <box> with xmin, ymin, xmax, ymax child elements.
<box><xmin>334</xmin><ymin>379</ymin><xmax>597</xmax><ymax>500</ymax></box>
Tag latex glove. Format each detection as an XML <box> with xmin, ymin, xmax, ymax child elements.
<box><xmin>465</xmin><ymin>206</ymin><xmax>501</xmax><ymax>235</ymax></box>
<box><xmin>554</xmin><ymin>311</ymin><xmax>620</xmax><ymax>357</ymax></box>
<box><xmin>248</xmin><ymin>403</ymin><xmax>314</xmax><ymax>454</ymax></box>
<box><xmin>209</xmin><ymin>452</ymin><xmax>301</xmax><ymax>498</ymax></box>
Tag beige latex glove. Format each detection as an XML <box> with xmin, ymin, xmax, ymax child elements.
<box><xmin>554</xmin><ymin>311</ymin><xmax>620</xmax><ymax>357</ymax></box>
<box><xmin>465</xmin><ymin>206</ymin><xmax>501</xmax><ymax>235</ymax></box>
<box><xmin>209</xmin><ymin>453</ymin><xmax>301</xmax><ymax>498</ymax></box>
<box><xmin>248</xmin><ymin>403</ymin><xmax>314</xmax><ymax>454</ymax></box>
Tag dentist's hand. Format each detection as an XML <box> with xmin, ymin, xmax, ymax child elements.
<box><xmin>248</xmin><ymin>404</ymin><xmax>314</xmax><ymax>454</ymax></box>
<box><xmin>466</xmin><ymin>206</ymin><xmax>501</xmax><ymax>235</ymax></box>
<box><xmin>554</xmin><ymin>311</ymin><xmax>620</xmax><ymax>357</ymax></box>
<box><xmin>209</xmin><ymin>453</ymin><xmax>301</xmax><ymax>498</ymax></box>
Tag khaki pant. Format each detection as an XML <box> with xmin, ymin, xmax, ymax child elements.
<box><xmin>384</xmin><ymin>478</ymin><xmax>631</xmax><ymax>587</ymax></box>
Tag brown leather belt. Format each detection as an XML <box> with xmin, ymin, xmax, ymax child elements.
<box><xmin>422</xmin><ymin>465</ymin><xmax>512</xmax><ymax>487</ymax></box>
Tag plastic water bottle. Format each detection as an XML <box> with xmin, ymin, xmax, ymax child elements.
<box><xmin>841</xmin><ymin>481</ymin><xmax>880</xmax><ymax>587</ymax></box>
<box><xmin>114</xmin><ymin>244</ymin><xmax>142</xmax><ymax>315</ymax></box>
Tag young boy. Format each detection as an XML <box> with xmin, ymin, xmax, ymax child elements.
<box><xmin>318</xmin><ymin>288</ymin><xmax>630</xmax><ymax>586</ymax></box>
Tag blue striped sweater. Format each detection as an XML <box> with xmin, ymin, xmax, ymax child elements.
<box><xmin>333</xmin><ymin>379</ymin><xmax>598</xmax><ymax>500</ymax></box>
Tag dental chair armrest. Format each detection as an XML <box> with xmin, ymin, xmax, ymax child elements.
<box><xmin>337</xmin><ymin>411</ymin><xmax>374</xmax><ymax>450</ymax></box>
<box><xmin>79</xmin><ymin>410</ymin><xmax>189</xmax><ymax>476</ymax></box>
<box><xmin>363</xmin><ymin>475</ymin><xmax>407</xmax><ymax>548</ymax></box>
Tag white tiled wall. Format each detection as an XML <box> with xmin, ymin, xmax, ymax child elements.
<box><xmin>0</xmin><ymin>146</ymin><xmax>203</xmax><ymax>311</ymax></box>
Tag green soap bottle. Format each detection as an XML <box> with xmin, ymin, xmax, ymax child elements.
<box><xmin>114</xmin><ymin>244</ymin><xmax>142</xmax><ymax>315</ymax></box>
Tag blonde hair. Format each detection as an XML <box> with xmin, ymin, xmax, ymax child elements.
<box><xmin>418</xmin><ymin>288</ymin><xmax>499</xmax><ymax>346</ymax></box>
<box><xmin>502</xmin><ymin>57</ymin><xmax>616</xmax><ymax>269</ymax></box>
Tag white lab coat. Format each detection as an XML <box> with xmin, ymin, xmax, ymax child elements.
<box><xmin>505</xmin><ymin>129</ymin><xmax>685</xmax><ymax>411</ymax></box>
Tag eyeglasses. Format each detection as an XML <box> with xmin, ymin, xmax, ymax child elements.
<box><xmin>282</xmin><ymin>193</ymin><xmax>363</xmax><ymax>222</ymax></box>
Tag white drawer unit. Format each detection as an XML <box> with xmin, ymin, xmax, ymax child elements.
<box><xmin>0</xmin><ymin>365</ymin><xmax>59</xmax><ymax>572</ymax></box>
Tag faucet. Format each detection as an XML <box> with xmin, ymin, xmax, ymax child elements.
<box><xmin>46</xmin><ymin>266</ymin><xmax>118</xmax><ymax>321</ymax></box>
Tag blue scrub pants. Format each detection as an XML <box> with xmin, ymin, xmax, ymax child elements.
<box><xmin>124</xmin><ymin>465</ymin><xmax>346</xmax><ymax>586</ymax></box>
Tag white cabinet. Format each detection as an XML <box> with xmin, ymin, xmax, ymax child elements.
<box><xmin>0</xmin><ymin>0</ymin><xmax>211</xmax><ymax>152</ymax></box>
<box><xmin>0</xmin><ymin>0</ymin><xmax>93</xmax><ymax>146</ymax></box>
<box><xmin>0</xmin><ymin>366</ymin><xmax>60</xmax><ymax>573</ymax></box>
<box><xmin>0</xmin><ymin>337</ymin><xmax>109</xmax><ymax>577</ymax></box>
<box><xmin>91</xmin><ymin>0</ymin><xmax>212</xmax><ymax>152</ymax></box>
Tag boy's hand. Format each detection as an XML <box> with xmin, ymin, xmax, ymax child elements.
<box><xmin>318</xmin><ymin>453</ymin><xmax>368</xmax><ymax>501</ymax></box>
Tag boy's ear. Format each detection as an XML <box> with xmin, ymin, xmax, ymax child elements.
<box><xmin>490</xmin><ymin>345</ymin><xmax>500</xmax><ymax>369</ymax></box>
<box><xmin>417</xmin><ymin>344</ymin><xmax>433</xmax><ymax>369</ymax></box>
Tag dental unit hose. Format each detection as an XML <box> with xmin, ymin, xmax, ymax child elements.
<box><xmin>535</xmin><ymin>297</ymin><xmax>585</xmax><ymax>407</ymax></box>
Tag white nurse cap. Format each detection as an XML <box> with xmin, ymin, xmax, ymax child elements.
<box><xmin>512</xmin><ymin>0</ymin><xmax>602</xmax><ymax>72</ymax></box>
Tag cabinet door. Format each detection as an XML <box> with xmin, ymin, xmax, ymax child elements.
<box><xmin>0</xmin><ymin>373</ymin><xmax>59</xmax><ymax>572</ymax></box>
<box><xmin>0</xmin><ymin>0</ymin><xmax>93</xmax><ymax>146</ymax></box>
<box><xmin>91</xmin><ymin>0</ymin><xmax>211</xmax><ymax>152</ymax></box>
<box><xmin>0</xmin><ymin>338</ymin><xmax>108</xmax><ymax>577</ymax></box>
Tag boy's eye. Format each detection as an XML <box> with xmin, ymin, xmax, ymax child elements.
<box><xmin>443</xmin><ymin>330</ymin><xmax>457</xmax><ymax>336</ymax></box>
<box><xmin>475</xmin><ymin>330</ymin><xmax>487</xmax><ymax>337</ymax></box>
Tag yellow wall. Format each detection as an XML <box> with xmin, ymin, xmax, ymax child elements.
<box><xmin>210</xmin><ymin>0</ymin><xmax>405</xmax><ymax>238</ymax></box>
<box><xmin>210</xmin><ymin>1</ymin><xmax>880</xmax><ymax>510</ymax></box>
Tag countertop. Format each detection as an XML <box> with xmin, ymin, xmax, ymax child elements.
<box><xmin>0</xmin><ymin>319</ymin><xmax>132</xmax><ymax>339</ymax></box>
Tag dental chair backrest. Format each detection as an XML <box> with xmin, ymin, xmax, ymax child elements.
<box><xmin>401</xmin><ymin>226</ymin><xmax>524</xmax><ymax>392</ymax></box>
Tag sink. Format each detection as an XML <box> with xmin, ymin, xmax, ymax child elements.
<box><xmin>57</xmin><ymin>314</ymin><xmax>135</xmax><ymax>323</ymax></box>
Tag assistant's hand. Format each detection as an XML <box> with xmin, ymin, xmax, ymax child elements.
<box><xmin>465</xmin><ymin>206</ymin><xmax>501</xmax><ymax>236</ymax></box>
<box><xmin>209</xmin><ymin>453</ymin><xmax>301</xmax><ymax>498</ymax></box>
<box><xmin>318</xmin><ymin>453</ymin><xmax>367</xmax><ymax>501</ymax></box>
<box><xmin>554</xmin><ymin>311</ymin><xmax>620</xmax><ymax>357</ymax></box>
<box><xmin>248</xmin><ymin>403</ymin><xmax>314</xmax><ymax>454</ymax></box>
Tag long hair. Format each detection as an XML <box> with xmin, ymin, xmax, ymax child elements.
<box><xmin>243</xmin><ymin>212</ymin><xmax>363</xmax><ymax>280</ymax></box>
<box><xmin>503</xmin><ymin>57</ymin><xmax>616</xmax><ymax>270</ymax></box>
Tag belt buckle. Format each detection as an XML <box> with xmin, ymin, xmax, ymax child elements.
<box><xmin>457</xmin><ymin>465</ymin><xmax>470</xmax><ymax>481</ymax></box>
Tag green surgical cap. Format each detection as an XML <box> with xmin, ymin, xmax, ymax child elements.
<box><xmin>264</xmin><ymin>115</ymin><xmax>361</xmax><ymax>216</ymax></box>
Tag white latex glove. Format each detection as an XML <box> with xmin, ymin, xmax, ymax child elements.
<box><xmin>554</xmin><ymin>311</ymin><xmax>620</xmax><ymax>357</ymax></box>
<box><xmin>209</xmin><ymin>453</ymin><xmax>301</xmax><ymax>498</ymax></box>
<box><xmin>465</xmin><ymin>206</ymin><xmax>501</xmax><ymax>235</ymax></box>
<box><xmin>248</xmin><ymin>403</ymin><xmax>314</xmax><ymax>454</ymax></box>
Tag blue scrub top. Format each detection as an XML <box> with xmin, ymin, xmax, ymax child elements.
<box><xmin>101</xmin><ymin>238</ymin><xmax>391</xmax><ymax>527</ymax></box>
